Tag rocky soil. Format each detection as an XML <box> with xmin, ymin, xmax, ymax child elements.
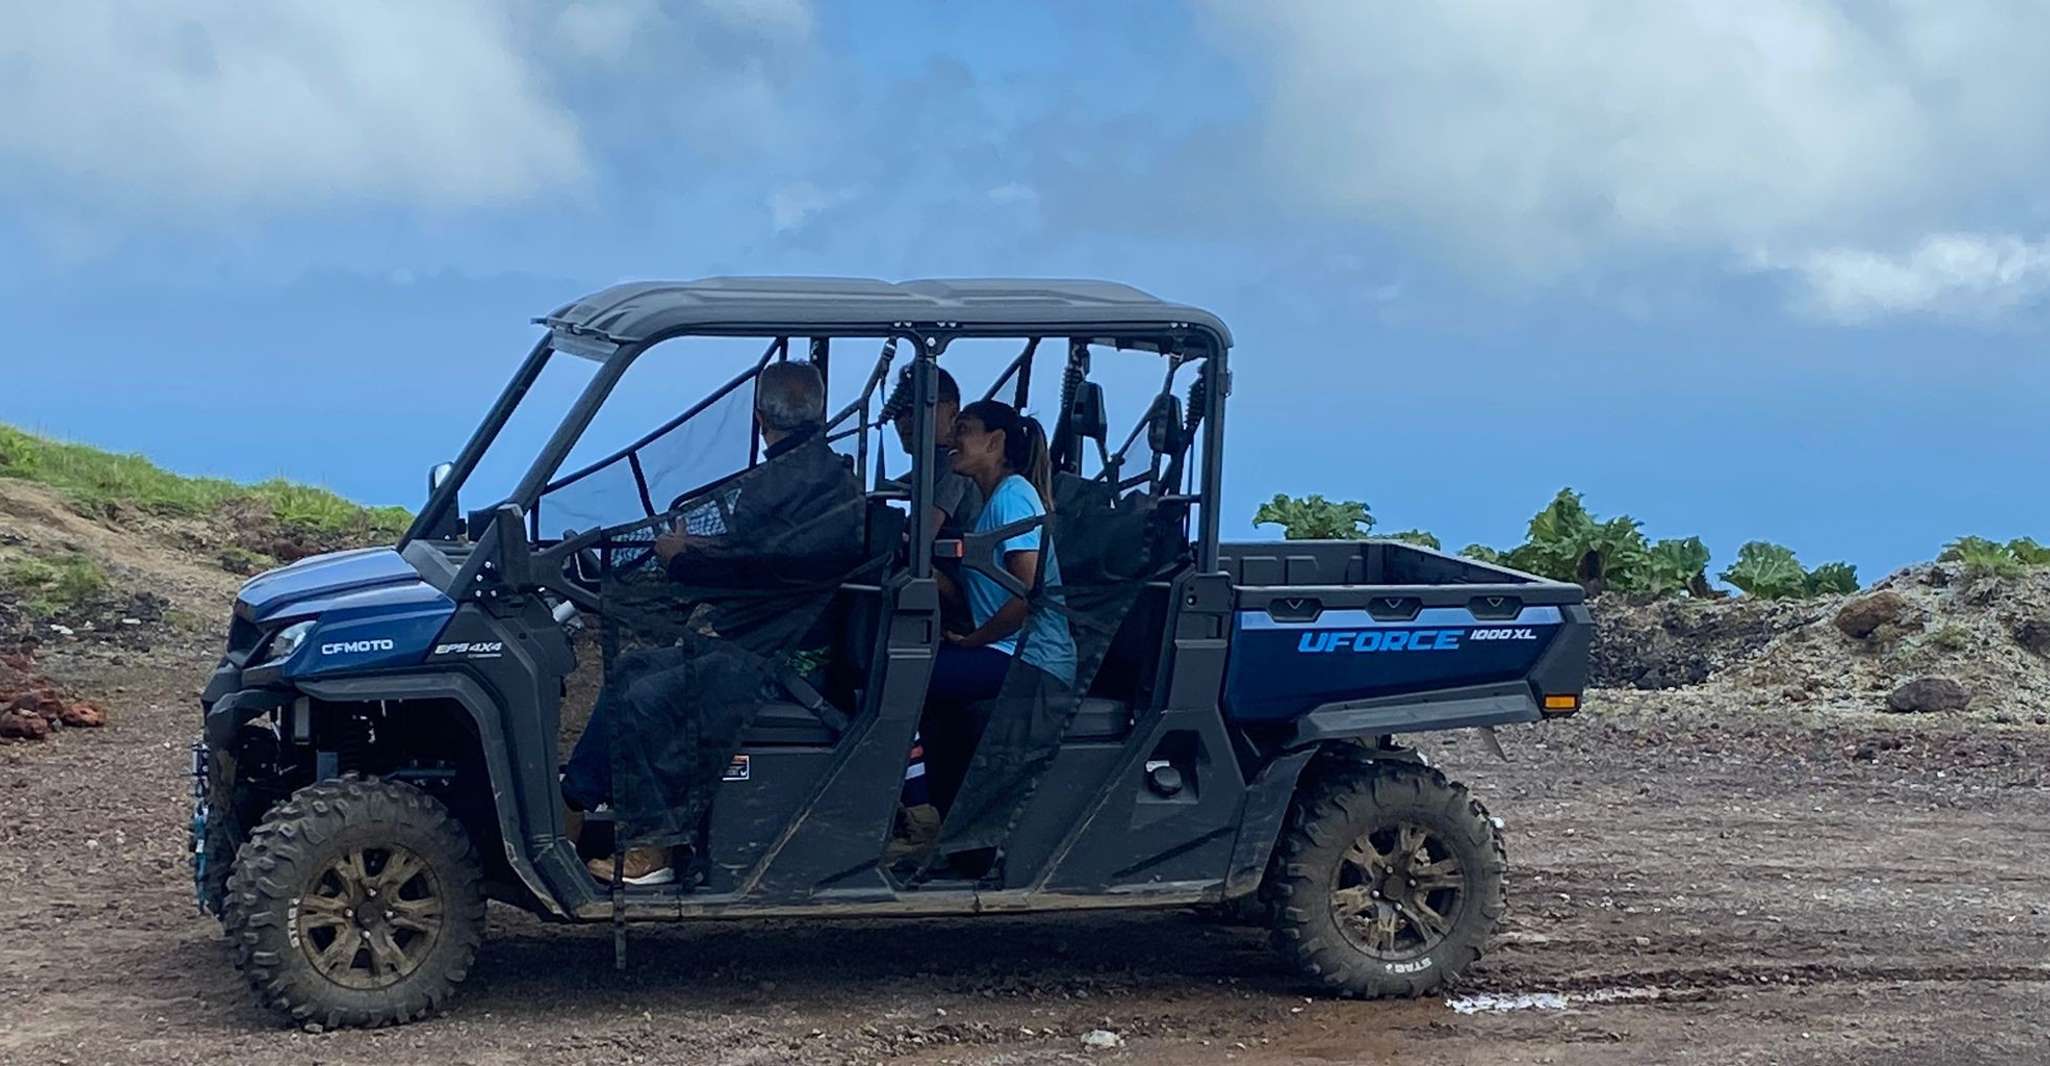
<box><xmin>3</xmin><ymin>477</ymin><xmax>2048</xmax><ymax>1064</ymax></box>
<box><xmin>1592</xmin><ymin>561</ymin><xmax>2050</xmax><ymax>722</ymax></box>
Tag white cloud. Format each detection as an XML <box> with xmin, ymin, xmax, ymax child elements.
<box><xmin>1202</xmin><ymin>1</ymin><xmax>2050</xmax><ymax>318</ymax></box>
<box><xmin>987</xmin><ymin>183</ymin><xmax>1039</xmax><ymax>207</ymax></box>
<box><xmin>0</xmin><ymin>0</ymin><xmax>820</xmax><ymax>230</ymax></box>
<box><xmin>0</xmin><ymin>4</ymin><xmax>589</xmax><ymax>215</ymax></box>
<box><xmin>558</xmin><ymin>0</ymin><xmax>662</xmax><ymax>60</ymax></box>
<box><xmin>1787</xmin><ymin>233</ymin><xmax>2050</xmax><ymax>322</ymax></box>
<box><xmin>766</xmin><ymin>181</ymin><xmax>855</xmax><ymax>232</ymax></box>
<box><xmin>700</xmin><ymin>0</ymin><xmax>815</xmax><ymax>38</ymax></box>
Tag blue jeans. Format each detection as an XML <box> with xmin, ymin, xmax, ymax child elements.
<box><xmin>920</xmin><ymin>644</ymin><xmax>1013</xmax><ymax>813</ymax></box>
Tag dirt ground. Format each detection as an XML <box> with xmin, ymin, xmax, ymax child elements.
<box><xmin>4</xmin><ymin>646</ymin><xmax>2046</xmax><ymax>1066</ymax></box>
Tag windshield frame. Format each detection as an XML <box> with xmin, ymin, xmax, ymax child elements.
<box><xmin>413</xmin><ymin>320</ymin><xmax>1231</xmax><ymax>576</ymax></box>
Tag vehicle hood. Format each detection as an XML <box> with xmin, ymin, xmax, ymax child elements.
<box><xmin>236</xmin><ymin>547</ymin><xmax>427</xmax><ymax>624</ymax></box>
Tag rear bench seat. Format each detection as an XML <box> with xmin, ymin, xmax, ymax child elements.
<box><xmin>744</xmin><ymin>696</ymin><xmax>1133</xmax><ymax>747</ymax></box>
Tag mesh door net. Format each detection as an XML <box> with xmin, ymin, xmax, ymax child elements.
<box><xmin>929</xmin><ymin>473</ymin><xmax>1175</xmax><ymax>864</ymax></box>
<box><xmin>571</xmin><ymin>432</ymin><xmax>869</xmax><ymax>852</ymax></box>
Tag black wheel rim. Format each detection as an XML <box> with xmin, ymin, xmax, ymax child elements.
<box><xmin>294</xmin><ymin>845</ymin><xmax>445</xmax><ymax>990</ymax></box>
<box><xmin>1330</xmin><ymin>820</ymin><xmax>1465</xmax><ymax>960</ymax></box>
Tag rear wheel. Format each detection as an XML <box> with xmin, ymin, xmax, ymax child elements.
<box><xmin>223</xmin><ymin>776</ymin><xmax>486</xmax><ymax>1028</ymax></box>
<box><xmin>1269</xmin><ymin>761</ymin><xmax>1505</xmax><ymax>997</ymax></box>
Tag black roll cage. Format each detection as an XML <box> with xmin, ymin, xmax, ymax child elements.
<box><xmin>406</xmin><ymin>320</ymin><xmax>1231</xmax><ymax>608</ymax></box>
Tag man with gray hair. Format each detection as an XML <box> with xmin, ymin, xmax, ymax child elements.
<box><xmin>654</xmin><ymin>360</ymin><xmax>832</xmax><ymax>570</ymax></box>
<box><xmin>573</xmin><ymin>360</ymin><xmax>865</xmax><ymax>886</ymax></box>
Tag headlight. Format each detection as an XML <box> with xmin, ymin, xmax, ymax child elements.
<box><xmin>258</xmin><ymin>620</ymin><xmax>316</xmax><ymax>667</ymax></box>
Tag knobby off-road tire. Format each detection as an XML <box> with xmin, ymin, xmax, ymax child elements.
<box><xmin>1269</xmin><ymin>760</ymin><xmax>1506</xmax><ymax>998</ymax></box>
<box><xmin>193</xmin><ymin>792</ymin><xmax>242</xmax><ymax>920</ymax></box>
<box><xmin>223</xmin><ymin>775</ymin><xmax>486</xmax><ymax>1028</ymax></box>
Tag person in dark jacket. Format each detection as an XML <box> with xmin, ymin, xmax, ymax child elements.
<box><xmin>567</xmin><ymin>361</ymin><xmax>863</xmax><ymax>885</ymax></box>
<box><xmin>889</xmin><ymin>364</ymin><xmax>983</xmax><ymax>542</ymax></box>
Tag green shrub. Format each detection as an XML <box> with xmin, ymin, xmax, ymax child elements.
<box><xmin>0</xmin><ymin>552</ymin><xmax>109</xmax><ymax>619</ymax></box>
<box><xmin>1644</xmin><ymin>536</ymin><xmax>1711</xmax><ymax>598</ymax></box>
<box><xmin>1381</xmin><ymin>529</ymin><xmax>1441</xmax><ymax>549</ymax></box>
<box><xmin>2008</xmin><ymin>537</ymin><xmax>2050</xmax><ymax>566</ymax></box>
<box><xmin>1459</xmin><ymin>544</ymin><xmax>1507</xmax><ymax>564</ymax></box>
<box><xmin>1944</xmin><ymin>535</ymin><xmax>2025</xmax><ymax>578</ymax></box>
<box><xmin>1715</xmin><ymin>542</ymin><xmax>1856</xmax><ymax>600</ymax></box>
<box><xmin>1720</xmin><ymin>541</ymin><xmax>1809</xmax><ymax>599</ymax></box>
<box><xmin>1253</xmin><ymin>493</ymin><xmax>1374</xmax><ymax>540</ymax></box>
<box><xmin>1803</xmin><ymin>561</ymin><xmax>1860</xmax><ymax>596</ymax></box>
<box><xmin>1495</xmin><ymin>489</ymin><xmax>1653</xmax><ymax>592</ymax></box>
<box><xmin>1930</xmin><ymin>624</ymin><xmax>1971</xmax><ymax>652</ymax></box>
<box><xmin>1940</xmin><ymin>535</ymin><xmax>2002</xmax><ymax>563</ymax></box>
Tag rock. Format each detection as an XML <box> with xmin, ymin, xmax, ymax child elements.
<box><xmin>0</xmin><ymin>711</ymin><xmax>52</xmax><ymax>741</ymax></box>
<box><xmin>1835</xmin><ymin>592</ymin><xmax>1907</xmax><ymax>640</ymax></box>
<box><xmin>1885</xmin><ymin>677</ymin><xmax>1971</xmax><ymax>713</ymax></box>
<box><xmin>1081</xmin><ymin>1030</ymin><xmax>1125</xmax><ymax>1050</ymax></box>
<box><xmin>2013</xmin><ymin>619</ymin><xmax>2050</xmax><ymax>657</ymax></box>
<box><xmin>59</xmin><ymin>703</ymin><xmax>105</xmax><ymax>728</ymax></box>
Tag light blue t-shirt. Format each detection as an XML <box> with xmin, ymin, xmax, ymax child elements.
<box><xmin>964</xmin><ymin>475</ymin><xmax>1077</xmax><ymax>685</ymax></box>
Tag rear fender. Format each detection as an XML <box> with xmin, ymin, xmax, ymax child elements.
<box><xmin>1220</xmin><ymin>738</ymin><xmax>1429</xmax><ymax>900</ymax></box>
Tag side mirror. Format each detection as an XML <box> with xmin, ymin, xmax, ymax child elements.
<box><xmin>421</xmin><ymin>461</ymin><xmax>463</xmax><ymax>540</ymax></box>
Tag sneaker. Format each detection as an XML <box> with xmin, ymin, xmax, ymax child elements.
<box><xmin>588</xmin><ymin>846</ymin><xmax>675</xmax><ymax>886</ymax></box>
<box><xmin>884</xmin><ymin>803</ymin><xmax>942</xmax><ymax>863</ymax></box>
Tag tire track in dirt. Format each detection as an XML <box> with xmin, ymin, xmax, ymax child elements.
<box><xmin>7</xmin><ymin>659</ymin><xmax>2050</xmax><ymax>1064</ymax></box>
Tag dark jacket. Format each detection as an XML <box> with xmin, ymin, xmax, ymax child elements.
<box><xmin>665</xmin><ymin>428</ymin><xmax>863</xmax><ymax>587</ymax></box>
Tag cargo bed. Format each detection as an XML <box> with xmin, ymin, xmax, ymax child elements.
<box><xmin>1218</xmin><ymin>539</ymin><xmax>1591</xmax><ymax>737</ymax></box>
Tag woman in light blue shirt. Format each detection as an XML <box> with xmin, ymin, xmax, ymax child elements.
<box><xmin>930</xmin><ymin>400</ymin><xmax>1077</xmax><ymax>699</ymax></box>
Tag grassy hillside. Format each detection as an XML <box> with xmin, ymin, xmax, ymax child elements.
<box><xmin>0</xmin><ymin>423</ymin><xmax>409</xmax><ymax>540</ymax></box>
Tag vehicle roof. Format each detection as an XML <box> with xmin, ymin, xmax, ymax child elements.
<box><xmin>540</xmin><ymin>277</ymin><xmax>1232</xmax><ymax>351</ymax></box>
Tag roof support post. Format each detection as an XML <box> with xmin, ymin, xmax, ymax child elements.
<box><xmin>1196</xmin><ymin>347</ymin><xmax>1228</xmax><ymax>572</ymax></box>
<box><xmin>908</xmin><ymin>334</ymin><xmax>942</xmax><ymax>580</ymax></box>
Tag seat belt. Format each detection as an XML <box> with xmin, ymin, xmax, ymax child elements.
<box><xmin>775</xmin><ymin>665</ymin><xmax>849</xmax><ymax>736</ymax></box>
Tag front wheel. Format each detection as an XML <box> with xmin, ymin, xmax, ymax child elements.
<box><xmin>223</xmin><ymin>776</ymin><xmax>486</xmax><ymax>1028</ymax></box>
<box><xmin>1269</xmin><ymin>761</ymin><xmax>1506</xmax><ymax>997</ymax></box>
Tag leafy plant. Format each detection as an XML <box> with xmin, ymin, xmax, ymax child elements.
<box><xmin>1459</xmin><ymin>544</ymin><xmax>1506</xmax><ymax>564</ymax></box>
<box><xmin>1719</xmin><ymin>541</ymin><xmax>1810</xmax><ymax>599</ymax></box>
<box><xmin>1929</xmin><ymin>624</ymin><xmax>1971</xmax><ymax>652</ymax></box>
<box><xmin>2008</xmin><ymin>537</ymin><xmax>2050</xmax><ymax>566</ymax></box>
<box><xmin>1498</xmin><ymin>489</ymin><xmax>1652</xmax><ymax>593</ymax></box>
<box><xmin>0</xmin><ymin>552</ymin><xmax>108</xmax><ymax>619</ymax></box>
<box><xmin>1643</xmin><ymin>536</ymin><xmax>1711</xmax><ymax>599</ymax></box>
<box><xmin>1253</xmin><ymin>493</ymin><xmax>1374</xmax><ymax>540</ymax></box>
<box><xmin>1939</xmin><ymin>536</ymin><xmax>2004</xmax><ymax>564</ymax></box>
<box><xmin>1943</xmin><ymin>537</ymin><xmax>2025</xmax><ymax>578</ymax></box>
<box><xmin>1803</xmin><ymin>561</ymin><xmax>1860</xmax><ymax>596</ymax></box>
<box><xmin>1381</xmin><ymin>529</ymin><xmax>1441</xmax><ymax>550</ymax></box>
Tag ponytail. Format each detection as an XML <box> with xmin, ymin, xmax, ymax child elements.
<box><xmin>1017</xmin><ymin>416</ymin><xmax>1052</xmax><ymax>511</ymax></box>
<box><xmin>961</xmin><ymin>399</ymin><xmax>1054</xmax><ymax>510</ymax></box>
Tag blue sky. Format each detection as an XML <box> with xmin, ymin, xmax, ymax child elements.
<box><xmin>3</xmin><ymin>1</ymin><xmax>2046</xmax><ymax>579</ymax></box>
